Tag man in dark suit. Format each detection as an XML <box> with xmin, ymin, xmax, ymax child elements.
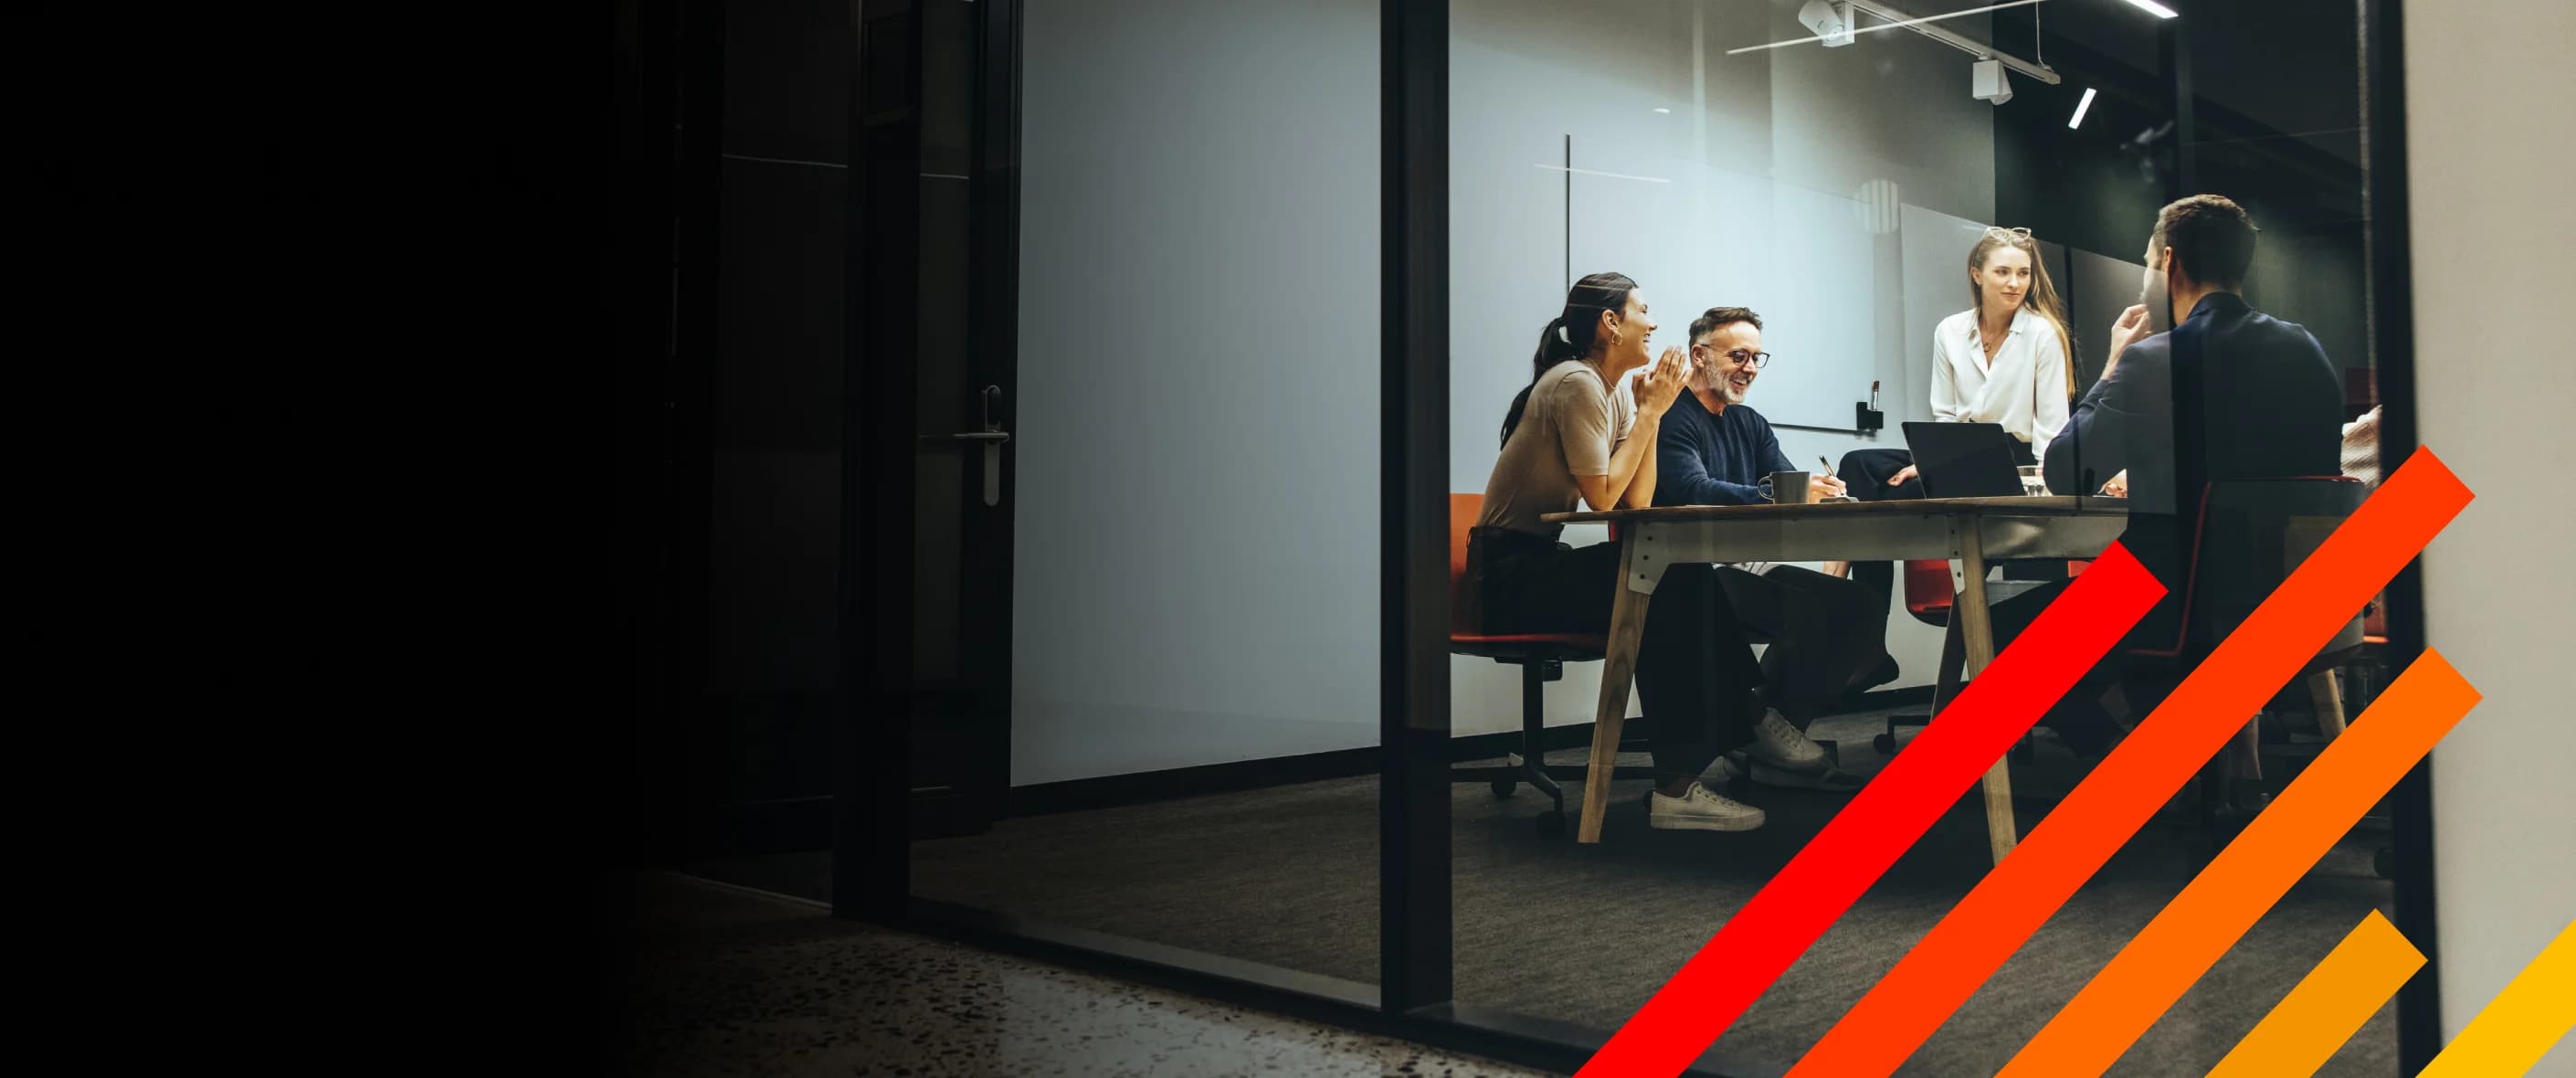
<box><xmin>1992</xmin><ymin>195</ymin><xmax>2347</xmax><ymax>756</ymax></box>
<box><xmin>2046</xmin><ymin>194</ymin><xmax>2346</xmax><ymax>634</ymax></box>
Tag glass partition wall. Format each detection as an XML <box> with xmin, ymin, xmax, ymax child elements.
<box><xmin>1437</xmin><ymin>0</ymin><xmax>2417</xmax><ymax>1073</ymax></box>
<box><xmin>827</xmin><ymin>0</ymin><xmax>2435</xmax><ymax>1074</ymax></box>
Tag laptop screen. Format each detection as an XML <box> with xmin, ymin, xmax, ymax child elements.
<box><xmin>1903</xmin><ymin>421</ymin><xmax>2027</xmax><ymax>499</ymax></box>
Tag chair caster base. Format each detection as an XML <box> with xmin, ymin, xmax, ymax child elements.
<box><xmin>1490</xmin><ymin>778</ymin><xmax>1516</xmax><ymax>798</ymax></box>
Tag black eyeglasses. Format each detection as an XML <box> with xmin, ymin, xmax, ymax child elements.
<box><xmin>1695</xmin><ymin>344</ymin><xmax>1773</xmax><ymax>370</ymax></box>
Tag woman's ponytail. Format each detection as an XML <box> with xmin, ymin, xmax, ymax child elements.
<box><xmin>1499</xmin><ymin>273</ymin><xmax>1636</xmax><ymax>448</ymax></box>
<box><xmin>1501</xmin><ymin>316</ymin><xmax>1578</xmax><ymax>447</ymax></box>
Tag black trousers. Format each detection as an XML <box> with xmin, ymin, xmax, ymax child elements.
<box><xmin>1837</xmin><ymin>443</ymin><xmax>2064</xmax><ymax>596</ymax></box>
<box><xmin>1716</xmin><ymin>565</ymin><xmax>1892</xmax><ymax>724</ymax></box>
<box><xmin>1470</xmin><ymin>529</ymin><xmax>1765</xmax><ymax>782</ymax></box>
<box><xmin>1953</xmin><ymin>578</ymin><xmax>2138</xmax><ymax>755</ymax></box>
<box><xmin>1835</xmin><ymin>449</ymin><xmax>1924</xmax><ymax>604</ymax></box>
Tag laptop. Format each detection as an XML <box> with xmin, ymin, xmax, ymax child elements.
<box><xmin>1902</xmin><ymin>421</ymin><xmax>2028</xmax><ymax>500</ymax></box>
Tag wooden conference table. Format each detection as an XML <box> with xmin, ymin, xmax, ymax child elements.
<box><xmin>1539</xmin><ymin>496</ymin><xmax>2129</xmax><ymax>863</ymax></box>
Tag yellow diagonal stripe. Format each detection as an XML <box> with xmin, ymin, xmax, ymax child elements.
<box><xmin>2206</xmin><ymin>911</ymin><xmax>2423</xmax><ymax>1078</ymax></box>
<box><xmin>2417</xmin><ymin>916</ymin><xmax>2576</xmax><ymax>1077</ymax></box>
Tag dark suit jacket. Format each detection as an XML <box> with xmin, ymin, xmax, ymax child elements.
<box><xmin>2043</xmin><ymin>292</ymin><xmax>2344</xmax><ymax>646</ymax></box>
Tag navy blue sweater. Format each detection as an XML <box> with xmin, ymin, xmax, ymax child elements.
<box><xmin>1653</xmin><ymin>392</ymin><xmax>1796</xmax><ymax>506</ymax></box>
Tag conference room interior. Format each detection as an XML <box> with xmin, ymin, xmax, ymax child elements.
<box><xmin>660</xmin><ymin>1</ymin><xmax>2434</xmax><ymax>1074</ymax></box>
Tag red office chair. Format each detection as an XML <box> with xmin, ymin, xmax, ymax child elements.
<box><xmin>1870</xmin><ymin>560</ymin><xmax>2041</xmax><ymax>764</ymax></box>
<box><xmin>1447</xmin><ymin>493</ymin><xmax>1658</xmax><ymax>838</ymax></box>
<box><xmin>2109</xmin><ymin>477</ymin><xmax>2370</xmax><ymax>846</ymax></box>
<box><xmin>2342</xmin><ymin>592</ymin><xmax>2390</xmax><ymax>706</ymax></box>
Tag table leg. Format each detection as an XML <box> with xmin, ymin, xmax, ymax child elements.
<box><xmin>1953</xmin><ymin>517</ymin><xmax>2017</xmax><ymax>865</ymax></box>
<box><xmin>2307</xmin><ymin>669</ymin><xmax>2349</xmax><ymax>740</ymax></box>
<box><xmin>1577</xmin><ymin>533</ymin><xmax>1655</xmax><ymax>843</ymax></box>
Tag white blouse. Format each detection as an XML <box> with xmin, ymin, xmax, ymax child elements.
<box><xmin>1930</xmin><ymin>307</ymin><xmax>2073</xmax><ymax>446</ymax></box>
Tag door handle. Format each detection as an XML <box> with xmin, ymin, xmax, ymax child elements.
<box><xmin>916</xmin><ymin>385</ymin><xmax>1006</xmax><ymax>506</ymax></box>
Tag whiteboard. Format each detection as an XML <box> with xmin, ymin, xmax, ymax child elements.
<box><xmin>1541</xmin><ymin>166</ymin><xmax>2144</xmax><ymax>435</ymax></box>
<box><xmin>1564</xmin><ymin>147</ymin><xmax>1882</xmax><ymax>429</ymax></box>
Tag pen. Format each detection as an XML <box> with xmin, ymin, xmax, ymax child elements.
<box><xmin>1870</xmin><ymin>379</ymin><xmax>1880</xmax><ymax>411</ymax></box>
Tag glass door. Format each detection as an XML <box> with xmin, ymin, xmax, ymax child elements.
<box><xmin>841</xmin><ymin>0</ymin><xmax>1019</xmax><ymax>915</ymax></box>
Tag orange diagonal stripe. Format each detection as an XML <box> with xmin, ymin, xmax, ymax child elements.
<box><xmin>1786</xmin><ymin>449</ymin><xmax>2473</xmax><ymax>1078</ymax></box>
<box><xmin>2206</xmin><ymin>911</ymin><xmax>2423</xmax><ymax>1078</ymax></box>
<box><xmin>1995</xmin><ymin>651</ymin><xmax>2476</xmax><ymax>1076</ymax></box>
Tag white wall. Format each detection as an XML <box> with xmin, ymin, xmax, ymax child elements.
<box><xmin>1448</xmin><ymin>0</ymin><xmax>2003</xmax><ymax>733</ymax></box>
<box><xmin>1011</xmin><ymin>0</ymin><xmax>1381</xmax><ymax>785</ymax></box>
<box><xmin>2407</xmin><ymin>0</ymin><xmax>2576</xmax><ymax>1063</ymax></box>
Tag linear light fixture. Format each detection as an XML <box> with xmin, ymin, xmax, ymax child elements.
<box><xmin>1532</xmin><ymin>164</ymin><xmax>1671</xmax><ymax>185</ymax></box>
<box><xmin>2067</xmin><ymin>86</ymin><xmax>2097</xmax><ymax>128</ymax></box>
<box><xmin>2120</xmin><ymin>0</ymin><xmax>2180</xmax><ymax>17</ymax></box>
<box><xmin>1728</xmin><ymin>0</ymin><xmax>2061</xmax><ymax>86</ymax></box>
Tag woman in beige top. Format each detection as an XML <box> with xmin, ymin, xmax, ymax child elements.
<box><xmin>1469</xmin><ymin>272</ymin><xmax>1845</xmax><ymax>834</ymax></box>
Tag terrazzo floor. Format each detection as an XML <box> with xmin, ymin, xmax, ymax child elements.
<box><xmin>596</xmin><ymin>870</ymin><xmax>1555</xmax><ymax>1077</ymax></box>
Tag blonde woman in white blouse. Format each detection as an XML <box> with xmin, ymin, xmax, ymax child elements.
<box><xmin>1886</xmin><ymin>227</ymin><xmax>2078</xmax><ymax>485</ymax></box>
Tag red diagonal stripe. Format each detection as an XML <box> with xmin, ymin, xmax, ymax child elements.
<box><xmin>1783</xmin><ymin>449</ymin><xmax>2472</xmax><ymax>1077</ymax></box>
<box><xmin>1572</xmin><ymin>543</ymin><xmax>2164</xmax><ymax>1077</ymax></box>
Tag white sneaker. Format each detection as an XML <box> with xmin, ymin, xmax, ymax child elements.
<box><xmin>1741</xmin><ymin>759</ymin><xmax>1866</xmax><ymax>793</ymax></box>
<box><xmin>1744</xmin><ymin>709</ymin><xmax>1830</xmax><ymax>774</ymax></box>
<box><xmin>1699</xmin><ymin>756</ymin><xmax>1746</xmax><ymax>787</ymax></box>
<box><xmin>1648</xmin><ymin>782</ymin><xmax>1767</xmax><ymax>831</ymax></box>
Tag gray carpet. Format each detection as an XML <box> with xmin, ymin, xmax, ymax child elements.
<box><xmin>689</xmin><ymin>708</ymin><xmax>2402</xmax><ymax>1076</ymax></box>
<box><xmin>596</xmin><ymin>872</ymin><xmax>1551</xmax><ymax>1077</ymax></box>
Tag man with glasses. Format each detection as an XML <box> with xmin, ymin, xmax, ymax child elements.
<box><xmin>1654</xmin><ymin>307</ymin><xmax>1896</xmax><ymax>786</ymax></box>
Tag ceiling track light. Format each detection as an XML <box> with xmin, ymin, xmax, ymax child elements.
<box><xmin>2120</xmin><ymin>0</ymin><xmax>2180</xmax><ymax>18</ymax></box>
<box><xmin>1973</xmin><ymin>58</ymin><xmax>2015</xmax><ymax>105</ymax></box>
<box><xmin>1742</xmin><ymin>0</ymin><xmax>2062</xmax><ymax>88</ymax></box>
<box><xmin>1799</xmin><ymin>1</ymin><xmax>1860</xmax><ymax>47</ymax></box>
<box><xmin>1844</xmin><ymin>0</ymin><xmax>2060</xmax><ymax>85</ymax></box>
<box><xmin>2067</xmin><ymin>86</ymin><xmax>2098</xmax><ymax>128</ymax></box>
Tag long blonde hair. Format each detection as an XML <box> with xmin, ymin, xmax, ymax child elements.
<box><xmin>1968</xmin><ymin>230</ymin><xmax>2078</xmax><ymax>398</ymax></box>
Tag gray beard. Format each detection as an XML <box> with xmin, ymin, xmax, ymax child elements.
<box><xmin>1690</xmin><ymin>363</ymin><xmax>1750</xmax><ymax>405</ymax></box>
